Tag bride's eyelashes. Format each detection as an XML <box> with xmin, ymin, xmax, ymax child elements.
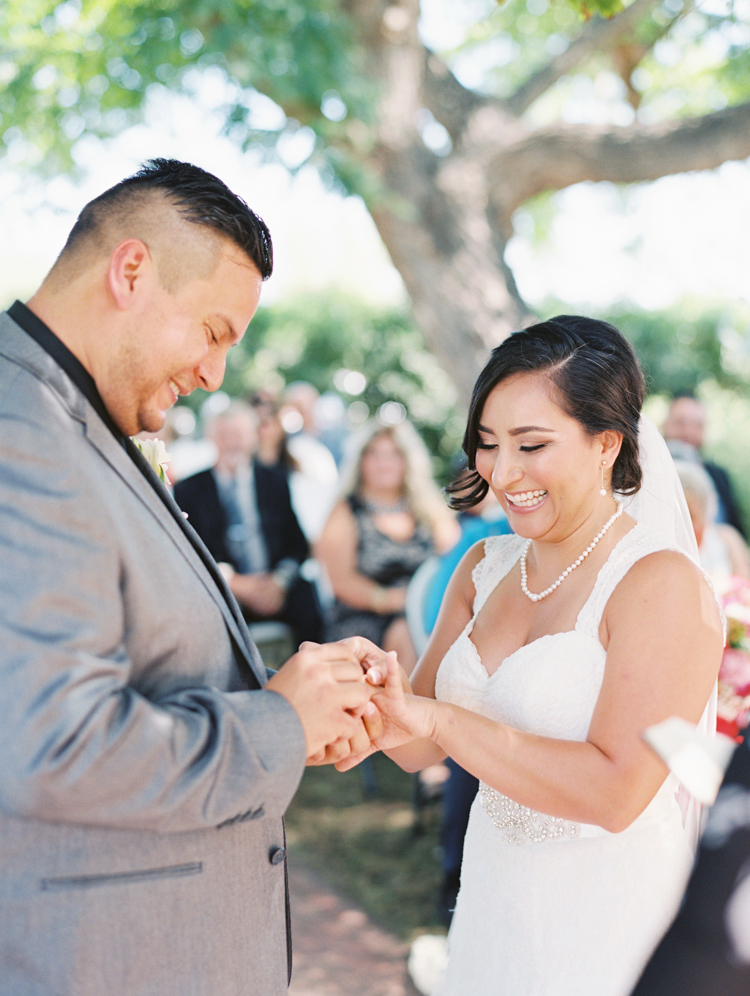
<box><xmin>475</xmin><ymin>439</ymin><xmax>547</xmax><ymax>453</ymax></box>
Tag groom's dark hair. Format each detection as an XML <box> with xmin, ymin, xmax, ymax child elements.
<box><xmin>449</xmin><ymin>315</ymin><xmax>645</xmax><ymax>510</ymax></box>
<box><xmin>53</xmin><ymin>158</ymin><xmax>273</xmax><ymax>284</ymax></box>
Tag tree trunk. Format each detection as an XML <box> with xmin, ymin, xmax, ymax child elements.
<box><xmin>346</xmin><ymin>0</ymin><xmax>531</xmax><ymax>402</ymax></box>
<box><xmin>341</xmin><ymin>0</ymin><xmax>750</xmax><ymax>403</ymax></box>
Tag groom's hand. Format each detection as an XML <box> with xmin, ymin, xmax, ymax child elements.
<box><xmin>332</xmin><ymin>652</ymin><xmax>414</xmax><ymax>771</ymax></box>
<box><xmin>332</xmin><ymin>636</ymin><xmax>391</xmax><ymax>676</ymax></box>
<box><xmin>266</xmin><ymin>641</ymin><xmax>377</xmax><ymax>761</ymax></box>
<box><xmin>306</xmin><ymin>702</ymin><xmax>382</xmax><ymax>767</ymax></box>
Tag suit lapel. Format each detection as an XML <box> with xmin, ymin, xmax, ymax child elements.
<box><xmin>89</xmin><ymin>422</ymin><xmax>267</xmax><ymax>689</ymax></box>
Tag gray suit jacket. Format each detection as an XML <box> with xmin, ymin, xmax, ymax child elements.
<box><xmin>0</xmin><ymin>311</ymin><xmax>307</xmax><ymax>995</ymax></box>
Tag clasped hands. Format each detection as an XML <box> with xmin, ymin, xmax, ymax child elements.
<box><xmin>265</xmin><ymin>636</ymin><xmax>428</xmax><ymax>767</ymax></box>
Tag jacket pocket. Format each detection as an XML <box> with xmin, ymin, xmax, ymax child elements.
<box><xmin>40</xmin><ymin>861</ymin><xmax>203</xmax><ymax>891</ymax></box>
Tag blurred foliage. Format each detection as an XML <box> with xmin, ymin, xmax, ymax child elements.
<box><xmin>5</xmin><ymin>0</ymin><xmax>750</xmax><ymax>184</ymax></box>
<box><xmin>0</xmin><ymin>0</ymin><xmax>371</xmax><ymax>180</ymax></box>
<box><xmin>189</xmin><ymin>291</ymin><xmax>465</xmax><ymax>482</ymax></box>
<box><xmin>605</xmin><ymin>301</ymin><xmax>750</xmax><ymax>396</ymax></box>
<box><xmin>608</xmin><ymin>301</ymin><xmax>750</xmax><ymax>533</ymax></box>
<box><xmin>444</xmin><ymin>0</ymin><xmax>750</xmax><ymax>121</ymax></box>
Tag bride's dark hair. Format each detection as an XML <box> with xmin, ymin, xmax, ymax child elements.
<box><xmin>448</xmin><ymin>315</ymin><xmax>645</xmax><ymax>510</ymax></box>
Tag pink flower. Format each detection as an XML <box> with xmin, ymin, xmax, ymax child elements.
<box><xmin>719</xmin><ymin>648</ymin><xmax>750</xmax><ymax>696</ymax></box>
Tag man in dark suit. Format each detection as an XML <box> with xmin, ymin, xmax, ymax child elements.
<box><xmin>662</xmin><ymin>394</ymin><xmax>746</xmax><ymax>538</ymax></box>
<box><xmin>174</xmin><ymin>404</ymin><xmax>324</xmax><ymax>646</ymax></box>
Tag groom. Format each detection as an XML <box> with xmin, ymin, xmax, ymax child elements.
<box><xmin>0</xmin><ymin>159</ymin><xmax>379</xmax><ymax>996</ymax></box>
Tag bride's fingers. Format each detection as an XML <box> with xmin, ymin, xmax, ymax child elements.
<box><xmin>370</xmin><ymin>653</ymin><xmax>406</xmax><ymax>719</ymax></box>
<box><xmin>364</xmin><ymin>649</ymin><xmax>400</xmax><ymax>687</ymax></box>
<box><xmin>362</xmin><ymin>699</ymin><xmax>384</xmax><ymax>741</ymax></box>
<box><xmin>384</xmin><ymin>651</ymin><xmax>403</xmax><ymax>695</ymax></box>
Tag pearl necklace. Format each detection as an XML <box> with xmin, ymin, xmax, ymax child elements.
<box><xmin>519</xmin><ymin>500</ymin><xmax>624</xmax><ymax>603</ymax></box>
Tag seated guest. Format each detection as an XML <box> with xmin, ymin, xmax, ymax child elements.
<box><xmin>252</xmin><ymin>392</ymin><xmax>336</xmax><ymax>543</ymax></box>
<box><xmin>316</xmin><ymin>419</ymin><xmax>459</xmax><ymax>676</ymax></box>
<box><xmin>284</xmin><ymin>380</ymin><xmax>344</xmax><ymax>471</ymax></box>
<box><xmin>174</xmin><ymin>402</ymin><xmax>324</xmax><ymax>647</ymax></box>
<box><xmin>251</xmin><ymin>393</ymin><xmax>300</xmax><ymax>472</ymax></box>
<box><xmin>674</xmin><ymin>459</ymin><xmax>750</xmax><ymax>581</ymax></box>
<box><xmin>663</xmin><ymin>394</ymin><xmax>746</xmax><ymax>538</ymax></box>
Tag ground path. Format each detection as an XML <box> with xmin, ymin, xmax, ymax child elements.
<box><xmin>288</xmin><ymin>860</ymin><xmax>422</xmax><ymax>996</ymax></box>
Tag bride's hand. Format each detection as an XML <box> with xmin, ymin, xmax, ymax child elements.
<box><xmin>354</xmin><ymin>651</ymin><xmax>435</xmax><ymax>747</ymax></box>
<box><xmin>334</xmin><ymin>652</ymin><xmax>416</xmax><ymax>771</ymax></box>
<box><xmin>371</xmin><ymin>652</ymin><xmax>436</xmax><ymax>744</ymax></box>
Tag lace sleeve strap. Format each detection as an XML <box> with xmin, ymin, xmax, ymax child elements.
<box><xmin>471</xmin><ymin>534</ymin><xmax>527</xmax><ymax>615</ymax></box>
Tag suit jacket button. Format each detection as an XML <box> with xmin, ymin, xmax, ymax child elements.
<box><xmin>269</xmin><ymin>846</ymin><xmax>286</xmax><ymax>866</ymax></box>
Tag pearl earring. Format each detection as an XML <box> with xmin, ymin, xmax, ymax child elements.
<box><xmin>600</xmin><ymin>461</ymin><xmax>607</xmax><ymax>497</ymax></box>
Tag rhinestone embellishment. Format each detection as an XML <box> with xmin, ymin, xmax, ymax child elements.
<box><xmin>480</xmin><ymin>783</ymin><xmax>581</xmax><ymax>844</ymax></box>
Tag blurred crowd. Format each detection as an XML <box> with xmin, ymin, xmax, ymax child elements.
<box><xmin>146</xmin><ymin>384</ymin><xmax>749</xmax><ymax>659</ymax></box>
<box><xmin>152</xmin><ymin>382</ymin><xmax>462</xmax><ymax>665</ymax></box>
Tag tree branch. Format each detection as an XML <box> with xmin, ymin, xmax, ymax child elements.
<box><xmin>422</xmin><ymin>49</ymin><xmax>493</xmax><ymax>142</ymax></box>
<box><xmin>488</xmin><ymin>102</ymin><xmax>750</xmax><ymax>219</ymax></box>
<box><xmin>506</xmin><ymin>0</ymin><xmax>662</xmax><ymax>117</ymax></box>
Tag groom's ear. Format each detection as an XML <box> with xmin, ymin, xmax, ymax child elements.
<box><xmin>107</xmin><ymin>238</ymin><xmax>154</xmax><ymax>309</ymax></box>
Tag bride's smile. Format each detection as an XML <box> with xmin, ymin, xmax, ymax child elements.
<box><xmin>503</xmin><ymin>489</ymin><xmax>547</xmax><ymax>509</ymax></box>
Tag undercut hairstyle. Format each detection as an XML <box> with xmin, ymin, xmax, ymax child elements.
<box><xmin>448</xmin><ymin>315</ymin><xmax>645</xmax><ymax>510</ymax></box>
<box><xmin>55</xmin><ymin>158</ymin><xmax>273</xmax><ymax>284</ymax></box>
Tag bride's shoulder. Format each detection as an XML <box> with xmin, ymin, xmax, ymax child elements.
<box><xmin>608</xmin><ymin>530</ymin><xmax>722</xmax><ymax>631</ymax></box>
<box><xmin>609</xmin><ymin>524</ymin><xmax>697</xmax><ymax>577</ymax></box>
<box><xmin>622</xmin><ymin>545</ymin><xmax>703</xmax><ymax>587</ymax></box>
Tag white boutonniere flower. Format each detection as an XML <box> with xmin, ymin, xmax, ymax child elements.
<box><xmin>133</xmin><ymin>437</ymin><xmax>171</xmax><ymax>484</ymax></box>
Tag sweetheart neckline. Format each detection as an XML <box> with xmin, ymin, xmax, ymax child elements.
<box><xmin>463</xmin><ymin>627</ymin><xmax>602</xmax><ymax>681</ymax></box>
<box><xmin>465</xmin><ymin>524</ymin><xmax>650</xmax><ymax>680</ymax></box>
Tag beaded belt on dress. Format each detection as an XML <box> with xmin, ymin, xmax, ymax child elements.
<box><xmin>479</xmin><ymin>782</ymin><xmax>680</xmax><ymax>844</ymax></box>
<box><xmin>479</xmin><ymin>783</ymin><xmax>582</xmax><ymax>844</ymax></box>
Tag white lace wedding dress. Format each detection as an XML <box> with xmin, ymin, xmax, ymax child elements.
<box><xmin>434</xmin><ymin>524</ymin><xmax>694</xmax><ymax>996</ymax></box>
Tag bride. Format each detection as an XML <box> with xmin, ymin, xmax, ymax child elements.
<box><xmin>360</xmin><ymin>315</ymin><xmax>723</xmax><ymax>996</ymax></box>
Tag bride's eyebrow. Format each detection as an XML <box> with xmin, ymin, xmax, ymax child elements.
<box><xmin>509</xmin><ymin>426</ymin><xmax>554</xmax><ymax>436</ymax></box>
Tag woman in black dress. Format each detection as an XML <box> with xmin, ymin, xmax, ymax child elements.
<box><xmin>316</xmin><ymin>419</ymin><xmax>458</xmax><ymax>674</ymax></box>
